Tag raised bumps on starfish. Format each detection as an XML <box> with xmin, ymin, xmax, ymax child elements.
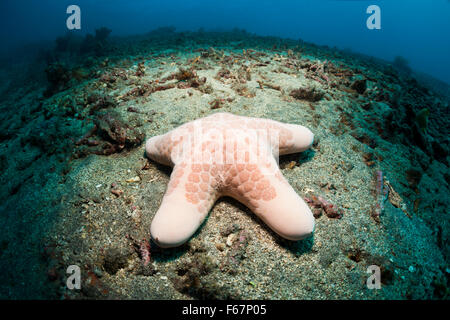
<box><xmin>146</xmin><ymin>112</ymin><xmax>315</xmax><ymax>248</ymax></box>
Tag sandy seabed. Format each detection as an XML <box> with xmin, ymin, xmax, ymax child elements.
<box><xmin>0</xmin><ymin>29</ymin><xmax>448</xmax><ymax>299</ymax></box>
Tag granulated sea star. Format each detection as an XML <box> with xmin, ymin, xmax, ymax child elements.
<box><xmin>146</xmin><ymin>112</ymin><xmax>315</xmax><ymax>247</ymax></box>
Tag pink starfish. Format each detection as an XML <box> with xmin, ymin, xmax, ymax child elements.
<box><xmin>146</xmin><ymin>112</ymin><xmax>315</xmax><ymax>247</ymax></box>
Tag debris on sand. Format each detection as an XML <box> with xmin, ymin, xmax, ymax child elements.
<box><xmin>305</xmin><ymin>194</ymin><xmax>343</xmax><ymax>219</ymax></box>
<box><xmin>2</xmin><ymin>27</ymin><xmax>448</xmax><ymax>300</ymax></box>
<box><xmin>289</xmin><ymin>86</ymin><xmax>325</xmax><ymax>102</ymax></box>
<box><xmin>371</xmin><ymin>170</ymin><xmax>389</xmax><ymax>222</ymax></box>
<box><xmin>74</xmin><ymin>112</ymin><xmax>145</xmax><ymax>157</ymax></box>
<box><xmin>385</xmin><ymin>179</ymin><xmax>411</xmax><ymax>218</ymax></box>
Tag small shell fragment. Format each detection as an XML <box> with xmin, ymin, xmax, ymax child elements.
<box><xmin>126</xmin><ymin>176</ymin><xmax>141</xmax><ymax>183</ymax></box>
<box><xmin>226</xmin><ymin>233</ymin><xmax>235</xmax><ymax>247</ymax></box>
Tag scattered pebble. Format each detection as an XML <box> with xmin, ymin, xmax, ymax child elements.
<box><xmin>111</xmin><ymin>189</ymin><xmax>124</xmax><ymax>197</ymax></box>
<box><xmin>226</xmin><ymin>233</ymin><xmax>235</xmax><ymax>247</ymax></box>
<box><xmin>286</xmin><ymin>161</ymin><xmax>296</xmax><ymax>169</ymax></box>
<box><xmin>126</xmin><ymin>176</ymin><xmax>141</xmax><ymax>183</ymax></box>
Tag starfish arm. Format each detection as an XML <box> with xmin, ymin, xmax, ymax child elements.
<box><xmin>274</xmin><ymin>121</ymin><xmax>315</xmax><ymax>156</ymax></box>
<box><xmin>145</xmin><ymin>133</ymin><xmax>174</xmax><ymax>166</ymax></box>
<box><xmin>254</xmin><ymin>176</ymin><xmax>314</xmax><ymax>240</ymax></box>
<box><xmin>150</xmin><ymin>163</ymin><xmax>217</xmax><ymax>248</ymax></box>
<box><xmin>231</xmin><ymin>161</ymin><xmax>315</xmax><ymax>240</ymax></box>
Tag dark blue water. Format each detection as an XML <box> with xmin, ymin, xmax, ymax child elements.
<box><xmin>1</xmin><ymin>0</ymin><xmax>449</xmax><ymax>83</ymax></box>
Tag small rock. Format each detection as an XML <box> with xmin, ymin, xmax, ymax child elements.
<box><xmin>286</xmin><ymin>161</ymin><xmax>296</xmax><ymax>169</ymax></box>
<box><xmin>313</xmin><ymin>208</ymin><xmax>322</xmax><ymax>218</ymax></box>
<box><xmin>126</xmin><ymin>176</ymin><xmax>141</xmax><ymax>183</ymax></box>
<box><xmin>111</xmin><ymin>189</ymin><xmax>123</xmax><ymax>197</ymax></box>
<box><xmin>215</xmin><ymin>243</ymin><xmax>225</xmax><ymax>251</ymax></box>
<box><xmin>220</xmin><ymin>224</ymin><xmax>241</xmax><ymax>237</ymax></box>
<box><xmin>226</xmin><ymin>233</ymin><xmax>235</xmax><ymax>247</ymax></box>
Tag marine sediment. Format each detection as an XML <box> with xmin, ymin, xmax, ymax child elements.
<box><xmin>0</xmin><ymin>27</ymin><xmax>448</xmax><ymax>299</ymax></box>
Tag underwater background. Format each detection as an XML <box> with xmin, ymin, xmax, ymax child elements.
<box><xmin>0</xmin><ymin>0</ymin><xmax>448</xmax><ymax>299</ymax></box>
